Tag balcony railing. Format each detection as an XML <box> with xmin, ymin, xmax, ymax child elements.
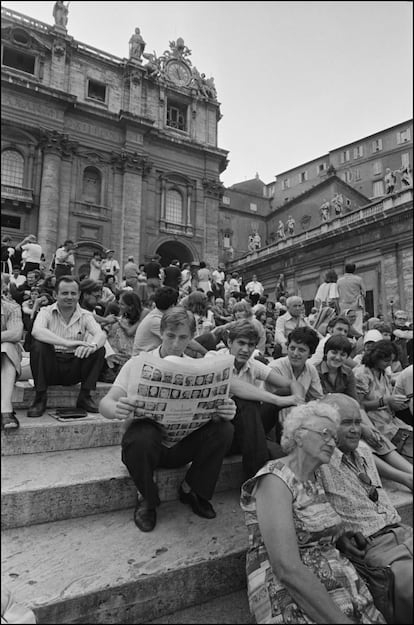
<box><xmin>230</xmin><ymin>188</ymin><xmax>413</xmax><ymax>268</ymax></box>
<box><xmin>71</xmin><ymin>201</ymin><xmax>110</xmax><ymax>221</ymax></box>
<box><xmin>159</xmin><ymin>220</ymin><xmax>194</xmax><ymax>237</ymax></box>
<box><xmin>1</xmin><ymin>184</ymin><xmax>33</xmax><ymax>203</ymax></box>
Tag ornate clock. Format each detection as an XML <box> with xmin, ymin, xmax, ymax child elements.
<box><xmin>165</xmin><ymin>60</ymin><xmax>192</xmax><ymax>87</ymax></box>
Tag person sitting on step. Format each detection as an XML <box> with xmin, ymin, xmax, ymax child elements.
<box><xmin>27</xmin><ymin>276</ymin><xmax>106</xmax><ymax>417</ymax></box>
<box><xmin>1</xmin><ymin>273</ymin><xmax>24</xmax><ymax>431</ymax></box>
<box><xmin>99</xmin><ymin>306</ymin><xmax>236</xmax><ymax>533</ymax></box>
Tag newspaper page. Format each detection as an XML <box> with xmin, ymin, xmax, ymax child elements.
<box><xmin>132</xmin><ymin>352</ymin><xmax>234</xmax><ymax>446</ymax></box>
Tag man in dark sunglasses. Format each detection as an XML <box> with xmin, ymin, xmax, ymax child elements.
<box><xmin>317</xmin><ymin>393</ymin><xmax>412</xmax><ymax>625</ymax></box>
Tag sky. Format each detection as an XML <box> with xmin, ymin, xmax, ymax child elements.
<box><xmin>3</xmin><ymin>1</ymin><xmax>413</xmax><ymax>187</ymax></box>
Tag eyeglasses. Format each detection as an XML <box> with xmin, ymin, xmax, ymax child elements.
<box><xmin>300</xmin><ymin>427</ymin><xmax>338</xmax><ymax>444</ymax></box>
<box><xmin>358</xmin><ymin>472</ymin><xmax>379</xmax><ymax>502</ymax></box>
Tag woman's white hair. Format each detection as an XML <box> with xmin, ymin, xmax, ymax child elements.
<box><xmin>281</xmin><ymin>401</ymin><xmax>340</xmax><ymax>453</ymax></box>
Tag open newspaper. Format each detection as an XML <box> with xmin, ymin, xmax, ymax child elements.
<box><xmin>132</xmin><ymin>352</ymin><xmax>234</xmax><ymax>446</ymax></box>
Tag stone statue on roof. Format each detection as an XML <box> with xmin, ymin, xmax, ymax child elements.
<box><xmin>53</xmin><ymin>1</ymin><xmax>69</xmax><ymax>28</ymax></box>
<box><xmin>129</xmin><ymin>27</ymin><xmax>146</xmax><ymax>61</ymax></box>
<box><xmin>164</xmin><ymin>37</ymin><xmax>192</xmax><ymax>63</ymax></box>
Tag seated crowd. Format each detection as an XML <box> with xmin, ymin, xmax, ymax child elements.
<box><xmin>1</xmin><ymin>249</ymin><xmax>413</xmax><ymax>624</ymax></box>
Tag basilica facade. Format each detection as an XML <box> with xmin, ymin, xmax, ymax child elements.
<box><xmin>1</xmin><ymin>6</ymin><xmax>227</xmax><ymax>276</ymax></box>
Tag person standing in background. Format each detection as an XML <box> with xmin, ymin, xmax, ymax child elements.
<box><xmin>54</xmin><ymin>240</ymin><xmax>76</xmax><ymax>280</ymax></box>
<box><xmin>89</xmin><ymin>251</ymin><xmax>103</xmax><ymax>282</ymax></box>
<box><xmin>15</xmin><ymin>235</ymin><xmax>42</xmax><ymax>276</ymax></box>
<box><xmin>337</xmin><ymin>263</ymin><xmax>366</xmax><ymax>334</ymax></box>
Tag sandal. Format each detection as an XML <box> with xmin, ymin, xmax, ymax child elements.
<box><xmin>1</xmin><ymin>411</ymin><xmax>20</xmax><ymax>431</ymax></box>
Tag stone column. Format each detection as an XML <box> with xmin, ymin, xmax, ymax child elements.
<box><xmin>38</xmin><ymin>132</ymin><xmax>77</xmax><ymax>263</ymax></box>
<box><xmin>202</xmin><ymin>178</ymin><xmax>223</xmax><ymax>268</ymax></box>
<box><xmin>111</xmin><ymin>151</ymin><xmax>152</xmax><ymax>269</ymax></box>
<box><xmin>38</xmin><ymin>135</ymin><xmax>62</xmax><ymax>263</ymax></box>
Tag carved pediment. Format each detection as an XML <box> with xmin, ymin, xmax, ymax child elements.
<box><xmin>1</xmin><ymin>26</ymin><xmax>52</xmax><ymax>53</ymax></box>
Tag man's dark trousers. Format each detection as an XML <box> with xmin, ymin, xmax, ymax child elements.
<box><xmin>121</xmin><ymin>418</ymin><xmax>234</xmax><ymax>509</ymax></box>
<box><xmin>30</xmin><ymin>339</ymin><xmax>105</xmax><ymax>392</ymax></box>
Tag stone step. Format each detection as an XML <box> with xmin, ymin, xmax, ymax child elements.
<box><xmin>1</xmin><ymin>490</ymin><xmax>248</xmax><ymax>624</ymax></box>
<box><xmin>147</xmin><ymin>589</ymin><xmax>253</xmax><ymax>624</ymax></box>
<box><xmin>11</xmin><ymin>381</ymin><xmax>112</xmax><ymax>410</ymax></box>
<box><xmin>1</xmin><ymin>446</ymin><xmax>244</xmax><ymax>529</ymax></box>
<box><xmin>1</xmin><ymin>411</ymin><xmax>124</xmax><ymax>456</ymax></box>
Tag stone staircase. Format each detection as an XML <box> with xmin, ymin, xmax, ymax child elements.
<box><xmin>1</xmin><ymin>382</ymin><xmax>413</xmax><ymax>624</ymax></box>
<box><xmin>1</xmin><ymin>383</ymin><xmax>249</xmax><ymax>624</ymax></box>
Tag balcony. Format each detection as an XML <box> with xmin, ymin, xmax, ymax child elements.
<box><xmin>71</xmin><ymin>201</ymin><xmax>110</xmax><ymax>222</ymax></box>
<box><xmin>159</xmin><ymin>220</ymin><xmax>194</xmax><ymax>237</ymax></box>
<box><xmin>1</xmin><ymin>184</ymin><xmax>34</xmax><ymax>211</ymax></box>
<box><xmin>230</xmin><ymin>188</ymin><xmax>413</xmax><ymax>269</ymax></box>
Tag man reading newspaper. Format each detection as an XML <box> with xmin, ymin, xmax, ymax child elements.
<box><xmin>99</xmin><ymin>307</ymin><xmax>236</xmax><ymax>532</ymax></box>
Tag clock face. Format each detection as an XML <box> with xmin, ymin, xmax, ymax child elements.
<box><xmin>166</xmin><ymin>60</ymin><xmax>191</xmax><ymax>86</ymax></box>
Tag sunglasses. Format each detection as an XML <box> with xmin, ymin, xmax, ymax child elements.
<box><xmin>358</xmin><ymin>472</ymin><xmax>379</xmax><ymax>502</ymax></box>
<box><xmin>300</xmin><ymin>426</ymin><xmax>338</xmax><ymax>444</ymax></box>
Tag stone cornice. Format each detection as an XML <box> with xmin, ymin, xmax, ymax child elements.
<box><xmin>202</xmin><ymin>178</ymin><xmax>224</xmax><ymax>199</ymax></box>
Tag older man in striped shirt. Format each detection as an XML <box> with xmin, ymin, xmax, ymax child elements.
<box><xmin>28</xmin><ymin>276</ymin><xmax>106</xmax><ymax>417</ymax></box>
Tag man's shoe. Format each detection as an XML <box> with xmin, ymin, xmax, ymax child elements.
<box><xmin>27</xmin><ymin>393</ymin><xmax>47</xmax><ymax>418</ymax></box>
<box><xmin>133</xmin><ymin>500</ymin><xmax>157</xmax><ymax>532</ymax></box>
<box><xmin>178</xmin><ymin>485</ymin><xmax>216</xmax><ymax>519</ymax></box>
<box><xmin>1</xmin><ymin>411</ymin><xmax>20</xmax><ymax>431</ymax></box>
<box><xmin>76</xmin><ymin>392</ymin><xmax>99</xmax><ymax>413</ymax></box>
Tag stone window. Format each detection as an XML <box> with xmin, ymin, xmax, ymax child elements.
<box><xmin>1</xmin><ymin>149</ymin><xmax>24</xmax><ymax>187</ymax></box>
<box><xmin>371</xmin><ymin>138</ymin><xmax>383</xmax><ymax>153</ymax></box>
<box><xmin>282</xmin><ymin>178</ymin><xmax>290</xmax><ymax>189</ymax></box>
<box><xmin>165</xmin><ymin>189</ymin><xmax>183</xmax><ymax>224</ymax></box>
<box><xmin>223</xmin><ymin>233</ymin><xmax>231</xmax><ymax>248</ymax></box>
<box><xmin>372</xmin><ymin>180</ymin><xmax>384</xmax><ymax>198</ymax></box>
<box><xmin>353</xmin><ymin>145</ymin><xmax>364</xmax><ymax>159</ymax></box>
<box><xmin>2</xmin><ymin>46</ymin><xmax>35</xmax><ymax>74</ymax></box>
<box><xmin>300</xmin><ymin>171</ymin><xmax>308</xmax><ymax>183</ymax></box>
<box><xmin>340</xmin><ymin>150</ymin><xmax>350</xmax><ymax>163</ymax></box>
<box><xmin>222</xmin><ymin>195</ymin><xmax>230</xmax><ymax>205</ymax></box>
<box><xmin>1</xmin><ymin>213</ymin><xmax>21</xmax><ymax>229</ymax></box>
<box><xmin>318</xmin><ymin>163</ymin><xmax>326</xmax><ymax>173</ymax></box>
<box><xmin>372</xmin><ymin>161</ymin><xmax>382</xmax><ymax>176</ymax></box>
<box><xmin>87</xmin><ymin>79</ymin><xmax>107</xmax><ymax>103</ymax></box>
<box><xmin>250</xmin><ymin>203</ymin><xmax>257</xmax><ymax>212</ymax></box>
<box><xmin>397</xmin><ymin>129</ymin><xmax>411</xmax><ymax>144</ymax></box>
<box><xmin>82</xmin><ymin>167</ymin><xmax>101</xmax><ymax>204</ymax></box>
<box><xmin>166</xmin><ymin>100</ymin><xmax>187</xmax><ymax>131</ymax></box>
<box><xmin>401</xmin><ymin>153</ymin><xmax>410</xmax><ymax>167</ymax></box>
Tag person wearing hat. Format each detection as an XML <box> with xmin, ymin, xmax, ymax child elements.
<box><xmin>317</xmin><ymin>393</ymin><xmax>413</xmax><ymax>624</ymax></box>
<box><xmin>352</xmin><ymin>329</ymin><xmax>384</xmax><ymax>366</ymax></box>
<box><xmin>101</xmin><ymin>249</ymin><xmax>120</xmax><ymax>284</ymax></box>
<box><xmin>28</xmin><ymin>275</ymin><xmax>106</xmax><ymax>417</ymax></box>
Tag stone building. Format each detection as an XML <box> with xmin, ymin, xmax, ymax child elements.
<box><xmin>1</xmin><ymin>5</ymin><xmax>228</xmax><ymax>275</ymax></box>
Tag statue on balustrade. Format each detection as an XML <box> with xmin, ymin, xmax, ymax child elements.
<box><xmin>286</xmin><ymin>215</ymin><xmax>295</xmax><ymax>235</ymax></box>
<box><xmin>331</xmin><ymin>193</ymin><xmax>343</xmax><ymax>215</ymax></box>
<box><xmin>129</xmin><ymin>27</ymin><xmax>146</xmax><ymax>61</ymax></box>
<box><xmin>320</xmin><ymin>200</ymin><xmax>330</xmax><ymax>222</ymax></box>
<box><xmin>277</xmin><ymin>220</ymin><xmax>286</xmax><ymax>240</ymax></box>
<box><xmin>384</xmin><ymin>167</ymin><xmax>397</xmax><ymax>194</ymax></box>
<box><xmin>399</xmin><ymin>162</ymin><xmax>412</xmax><ymax>189</ymax></box>
<box><xmin>53</xmin><ymin>1</ymin><xmax>69</xmax><ymax>28</ymax></box>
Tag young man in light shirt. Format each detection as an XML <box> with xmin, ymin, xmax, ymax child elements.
<box><xmin>208</xmin><ymin>319</ymin><xmax>302</xmax><ymax>480</ymax></box>
<box><xmin>99</xmin><ymin>307</ymin><xmax>236</xmax><ymax>532</ymax></box>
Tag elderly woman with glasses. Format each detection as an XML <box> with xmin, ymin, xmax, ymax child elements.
<box><xmin>240</xmin><ymin>401</ymin><xmax>385</xmax><ymax>624</ymax></box>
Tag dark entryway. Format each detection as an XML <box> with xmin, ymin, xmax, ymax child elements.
<box><xmin>156</xmin><ymin>241</ymin><xmax>194</xmax><ymax>268</ymax></box>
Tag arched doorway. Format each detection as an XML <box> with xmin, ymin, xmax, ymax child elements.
<box><xmin>74</xmin><ymin>240</ymin><xmax>105</xmax><ymax>279</ymax></box>
<box><xmin>155</xmin><ymin>241</ymin><xmax>194</xmax><ymax>268</ymax></box>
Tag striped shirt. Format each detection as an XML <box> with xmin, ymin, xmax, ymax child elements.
<box><xmin>33</xmin><ymin>302</ymin><xmax>101</xmax><ymax>353</ymax></box>
<box><xmin>1</xmin><ymin>296</ymin><xmax>24</xmax><ymax>336</ymax></box>
<box><xmin>317</xmin><ymin>442</ymin><xmax>400</xmax><ymax>536</ymax></box>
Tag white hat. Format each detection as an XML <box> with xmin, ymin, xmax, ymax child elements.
<box><xmin>363</xmin><ymin>329</ymin><xmax>383</xmax><ymax>344</ymax></box>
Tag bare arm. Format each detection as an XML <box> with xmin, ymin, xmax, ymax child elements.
<box><xmin>256</xmin><ymin>475</ymin><xmax>353</xmax><ymax>624</ymax></box>
<box><xmin>373</xmin><ymin>455</ymin><xmax>412</xmax><ymax>491</ymax></box>
<box><xmin>230</xmin><ymin>378</ymin><xmax>297</xmax><ymax>408</ymax></box>
<box><xmin>266</xmin><ymin>368</ymin><xmax>303</xmax><ymax>397</ymax></box>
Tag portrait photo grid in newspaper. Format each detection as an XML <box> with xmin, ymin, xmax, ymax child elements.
<box><xmin>134</xmin><ymin>353</ymin><xmax>234</xmax><ymax>446</ymax></box>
